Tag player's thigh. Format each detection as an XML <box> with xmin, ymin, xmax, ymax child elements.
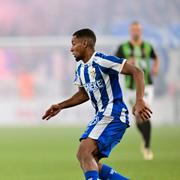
<box><xmin>77</xmin><ymin>138</ymin><xmax>99</xmax><ymax>158</ymax></box>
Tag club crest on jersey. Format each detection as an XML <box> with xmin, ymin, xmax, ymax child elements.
<box><xmin>89</xmin><ymin>67</ymin><xmax>96</xmax><ymax>79</ymax></box>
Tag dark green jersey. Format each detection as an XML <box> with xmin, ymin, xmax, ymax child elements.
<box><xmin>116</xmin><ymin>41</ymin><xmax>157</xmax><ymax>89</ymax></box>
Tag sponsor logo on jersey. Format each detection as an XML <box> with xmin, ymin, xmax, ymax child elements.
<box><xmin>84</xmin><ymin>79</ymin><xmax>104</xmax><ymax>92</ymax></box>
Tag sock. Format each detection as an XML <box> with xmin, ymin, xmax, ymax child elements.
<box><xmin>84</xmin><ymin>170</ymin><xmax>99</xmax><ymax>180</ymax></box>
<box><xmin>99</xmin><ymin>164</ymin><xmax>129</xmax><ymax>180</ymax></box>
<box><xmin>137</xmin><ymin>120</ymin><xmax>151</xmax><ymax>148</ymax></box>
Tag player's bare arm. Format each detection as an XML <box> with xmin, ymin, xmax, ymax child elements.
<box><xmin>42</xmin><ymin>87</ymin><xmax>89</xmax><ymax>120</ymax></box>
<box><xmin>152</xmin><ymin>57</ymin><xmax>160</xmax><ymax>76</ymax></box>
<box><xmin>121</xmin><ymin>61</ymin><xmax>152</xmax><ymax>121</ymax></box>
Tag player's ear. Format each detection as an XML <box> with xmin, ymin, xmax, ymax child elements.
<box><xmin>82</xmin><ymin>39</ymin><xmax>88</xmax><ymax>48</ymax></box>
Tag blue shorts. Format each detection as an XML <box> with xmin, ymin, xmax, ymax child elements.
<box><xmin>80</xmin><ymin>113</ymin><xmax>129</xmax><ymax>158</ymax></box>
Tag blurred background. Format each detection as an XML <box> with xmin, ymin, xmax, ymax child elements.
<box><xmin>0</xmin><ymin>0</ymin><xmax>179</xmax><ymax>125</ymax></box>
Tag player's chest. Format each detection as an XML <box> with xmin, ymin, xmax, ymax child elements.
<box><xmin>80</xmin><ymin>64</ymin><xmax>101</xmax><ymax>81</ymax></box>
<box><xmin>126</xmin><ymin>46</ymin><xmax>142</xmax><ymax>58</ymax></box>
<box><xmin>80</xmin><ymin>65</ymin><xmax>105</xmax><ymax>92</ymax></box>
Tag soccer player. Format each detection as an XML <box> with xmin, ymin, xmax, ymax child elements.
<box><xmin>115</xmin><ymin>21</ymin><xmax>159</xmax><ymax>160</ymax></box>
<box><xmin>42</xmin><ymin>28</ymin><xmax>152</xmax><ymax>180</ymax></box>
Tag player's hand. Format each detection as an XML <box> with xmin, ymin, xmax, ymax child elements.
<box><xmin>151</xmin><ymin>65</ymin><xmax>159</xmax><ymax>76</ymax></box>
<box><xmin>42</xmin><ymin>104</ymin><xmax>61</xmax><ymax>121</ymax></box>
<box><xmin>132</xmin><ymin>99</ymin><xmax>152</xmax><ymax>122</ymax></box>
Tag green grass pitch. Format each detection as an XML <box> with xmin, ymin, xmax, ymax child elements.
<box><xmin>0</xmin><ymin>125</ymin><xmax>179</xmax><ymax>180</ymax></box>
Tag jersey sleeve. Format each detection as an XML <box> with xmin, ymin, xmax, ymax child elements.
<box><xmin>115</xmin><ymin>45</ymin><xmax>125</xmax><ymax>58</ymax></box>
<box><xmin>97</xmin><ymin>54</ymin><xmax>127</xmax><ymax>74</ymax></box>
<box><xmin>150</xmin><ymin>45</ymin><xmax>157</xmax><ymax>59</ymax></box>
<box><xmin>73</xmin><ymin>64</ymin><xmax>83</xmax><ymax>87</ymax></box>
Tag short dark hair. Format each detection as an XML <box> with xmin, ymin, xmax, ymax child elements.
<box><xmin>131</xmin><ymin>21</ymin><xmax>141</xmax><ymax>26</ymax></box>
<box><xmin>73</xmin><ymin>28</ymin><xmax>96</xmax><ymax>46</ymax></box>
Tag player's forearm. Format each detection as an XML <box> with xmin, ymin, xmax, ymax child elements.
<box><xmin>132</xmin><ymin>67</ymin><xmax>145</xmax><ymax>101</ymax></box>
<box><xmin>152</xmin><ymin>58</ymin><xmax>160</xmax><ymax>76</ymax></box>
<box><xmin>58</xmin><ymin>91</ymin><xmax>89</xmax><ymax>110</ymax></box>
<box><xmin>121</xmin><ymin>62</ymin><xmax>145</xmax><ymax>101</ymax></box>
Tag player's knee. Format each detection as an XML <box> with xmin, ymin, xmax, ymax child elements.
<box><xmin>76</xmin><ymin>148</ymin><xmax>87</xmax><ymax>162</ymax></box>
<box><xmin>76</xmin><ymin>145</ymin><xmax>83</xmax><ymax>161</ymax></box>
<box><xmin>77</xmin><ymin>138</ymin><xmax>98</xmax><ymax>163</ymax></box>
<box><xmin>76</xmin><ymin>149</ymin><xmax>81</xmax><ymax>161</ymax></box>
<box><xmin>76</xmin><ymin>145</ymin><xmax>90</xmax><ymax>162</ymax></box>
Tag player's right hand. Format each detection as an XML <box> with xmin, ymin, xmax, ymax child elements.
<box><xmin>42</xmin><ymin>104</ymin><xmax>61</xmax><ymax>120</ymax></box>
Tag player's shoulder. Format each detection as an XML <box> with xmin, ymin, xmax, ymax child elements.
<box><xmin>94</xmin><ymin>52</ymin><xmax>124</xmax><ymax>64</ymax></box>
<box><xmin>94</xmin><ymin>52</ymin><xmax>108</xmax><ymax>64</ymax></box>
<box><xmin>95</xmin><ymin>52</ymin><xmax>117</xmax><ymax>62</ymax></box>
<box><xmin>94</xmin><ymin>52</ymin><xmax>107</xmax><ymax>60</ymax></box>
<box><xmin>119</xmin><ymin>41</ymin><xmax>130</xmax><ymax>47</ymax></box>
<box><xmin>143</xmin><ymin>41</ymin><xmax>153</xmax><ymax>48</ymax></box>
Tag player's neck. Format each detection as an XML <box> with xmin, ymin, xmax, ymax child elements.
<box><xmin>82</xmin><ymin>49</ymin><xmax>95</xmax><ymax>64</ymax></box>
<box><xmin>131</xmin><ymin>39</ymin><xmax>143</xmax><ymax>46</ymax></box>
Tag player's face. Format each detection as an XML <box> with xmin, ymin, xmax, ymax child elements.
<box><xmin>71</xmin><ymin>36</ymin><xmax>85</xmax><ymax>61</ymax></box>
<box><xmin>130</xmin><ymin>24</ymin><xmax>142</xmax><ymax>41</ymax></box>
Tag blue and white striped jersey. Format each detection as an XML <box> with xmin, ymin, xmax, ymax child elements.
<box><xmin>74</xmin><ymin>52</ymin><xmax>129</xmax><ymax>124</ymax></box>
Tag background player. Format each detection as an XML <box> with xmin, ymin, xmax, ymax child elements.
<box><xmin>116</xmin><ymin>21</ymin><xmax>159</xmax><ymax>160</ymax></box>
<box><xmin>42</xmin><ymin>29</ymin><xmax>152</xmax><ymax>180</ymax></box>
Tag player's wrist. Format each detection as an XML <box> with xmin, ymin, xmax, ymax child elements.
<box><xmin>135</xmin><ymin>98</ymin><xmax>144</xmax><ymax>103</ymax></box>
<box><xmin>57</xmin><ymin>103</ymin><xmax>63</xmax><ymax>110</ymax></box>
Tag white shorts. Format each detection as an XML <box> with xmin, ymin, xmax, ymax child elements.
<box><xmin>126</xmin><ymin>85</ymin><xmax>154</xmax><ymax>107</ymax></box>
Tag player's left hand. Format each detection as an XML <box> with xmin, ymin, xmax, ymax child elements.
<box><xmin>132</xmin><ymin>99</ymin><xmax>152</xmax><ymax>121</ymax></box>
<box><xmin>151</xmin><ymin>65</ymin><xmax>159</xmax><ymax>76</ymax></box>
